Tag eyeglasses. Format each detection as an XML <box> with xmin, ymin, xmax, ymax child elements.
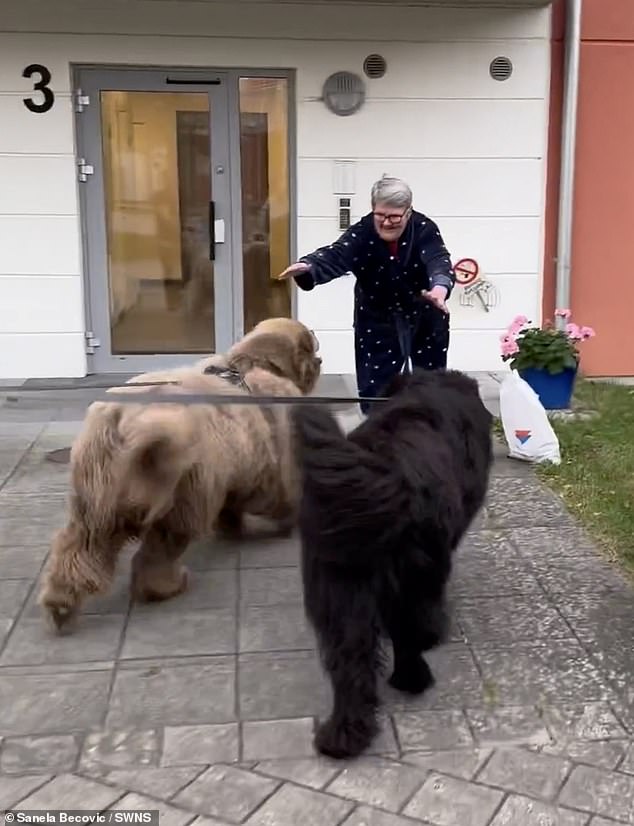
<box><xmin>373</xmin><ymin>208</ymin><xmax>410</xmax><ymax>226</ymax></box>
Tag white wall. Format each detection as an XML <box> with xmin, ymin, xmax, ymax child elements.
<box><xmin>295</xmin><ymin>31</ymin><xmax>551</xmax><ymax>374</ymax></box>
<box><xmin>0</xmin><ymin>1</ymin><xmax>551</xmax><ymax>378</ymax></box>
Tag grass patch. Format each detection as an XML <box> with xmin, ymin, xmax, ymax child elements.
<box><xmin>492</xmin><ymin>418</ymin><xmax>505</xmax><ymax>439</ymax></box>
<box><xmin>534</xmin><ymin>380</ymin><xmax>634</xmax><ymax>575</ymax></box>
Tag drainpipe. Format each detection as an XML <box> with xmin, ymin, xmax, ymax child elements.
<box><xmin>554</xmin><ymin>0</ymin><xmax>582</xmax><ymax>330</ymax></box>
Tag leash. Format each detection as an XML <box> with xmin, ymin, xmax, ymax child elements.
<box><xmin>0</xmin><ymin>380</ymin><xmax>389</xmax><ymax>407</ymax></box>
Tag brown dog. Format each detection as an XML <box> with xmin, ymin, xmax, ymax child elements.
<box><xmin>38</xmin><ymin>318</ymin><xmax>322</xmax><ymax>633</ymax></box>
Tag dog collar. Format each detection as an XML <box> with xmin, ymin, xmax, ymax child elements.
<box><xmin>203</xmin><ymin>364</ymin><xmax>250</xmax><ymax>392</ymax></box>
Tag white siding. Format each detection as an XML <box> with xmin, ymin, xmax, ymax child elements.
<box><xmin>0</xmin><ymin>3</ymin><xmax>551</xmax><ymax>42</ymax></box>
<box><xmin>298</xmin><ymin>158</ymin><xmax>545</xmax><ymax>218</ymax></box>
<box><xmin>0</xmin><ymin>217</ymin><xmax>82</xmax><ymax>277</ymax></box>
<box><xmin>0</xmin><ymin>0</ymin><xmax>551</xmax><ymax>378</ymax></box>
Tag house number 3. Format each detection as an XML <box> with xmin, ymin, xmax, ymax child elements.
<box><xmin>22</xmin><ymin>64</ymin><xmax>55</xmax><ymax>113</ymax></box>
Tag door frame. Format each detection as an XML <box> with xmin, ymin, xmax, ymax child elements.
<box><xmin>72</xmin><ymin>64</ymin><xmax>297</xmax><ymax>374</ymax></box>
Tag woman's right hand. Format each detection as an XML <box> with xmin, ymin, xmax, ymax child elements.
<box><xmin>276</xmin><ymin>262</ymin><xmax>311</xmax><ymax>280</ymax></box>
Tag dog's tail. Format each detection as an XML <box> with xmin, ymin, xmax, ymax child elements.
<box><xmin>292</xmin><ymin>405</ymin><xmax>408</xmax><ymax>559</ymax></box>
<box><xmin>115</xmin><ymin>404</ymin><xmax>199</xmax><ymax>525</ymax></box>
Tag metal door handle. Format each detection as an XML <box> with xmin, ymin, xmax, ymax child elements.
<box><xmin>209</xmin><ymin>201</ymin><xmax>215</xmax><ymax>261</ymax></box>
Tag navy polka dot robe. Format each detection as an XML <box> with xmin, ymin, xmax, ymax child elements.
<box><xmin>294</xmin><ymin>210</ymin><xmax>456</xmax><ymax>413</ymax></box>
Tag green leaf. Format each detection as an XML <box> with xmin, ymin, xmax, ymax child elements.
<box><xmin>507</xmin><ymin>324</ymin><xmax>578</xmax><ymax>372</ymax></box>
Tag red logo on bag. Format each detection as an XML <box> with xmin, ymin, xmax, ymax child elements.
<box><xmin>515</xmin><ymin>429</ymin><xmax>532</xmax><ymax>444</ymax></box>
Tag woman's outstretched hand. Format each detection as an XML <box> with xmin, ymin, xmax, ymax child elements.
<box><xmin>421</xmin><ymin>285</ymin><xmax>449</xmax><ymax>314</ymax></box>
<box><xmin>276</xmin><ymin>262</ymin><xmax>311</xmax><ymax>280</ymax></box>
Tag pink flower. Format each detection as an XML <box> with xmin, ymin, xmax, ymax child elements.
<box><xmin>566</xmin><ymin>323</ymin><xmax>583</xmax><ymax>341</ymax></box>
<box><xmin>507</xmin><ymin>314</ymin><xmax>530</xmax><ymax>336</ymax></box>
<box><xmin>555</xmin><ymin>308</ymin><xmax>572</xmax><ymax>320</ymax></box>
<box><xmin>500</xmin><ymin>334</ymin><xmax>519</xmax><ymax>357</ymax></box>
<box><xmin>580</xmin><ymin>326</ymin><xmax>596</xmax><ymax>339</ymax></box>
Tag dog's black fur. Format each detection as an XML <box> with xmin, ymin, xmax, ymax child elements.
<box><xmin>292</xmin><ymin>368</ymin><xmax>493</xmax><ymax>759</ymax></box>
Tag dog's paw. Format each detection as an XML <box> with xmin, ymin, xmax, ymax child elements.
<box><xmin>389</xmin><ymin>657</ymin><xmax>435</xmax><ymax>695</ymax></box>
<box><xmin>132</xmin><ymin>566</ymin><xmax>189</xmax><ymax>603</ymax></box>
<box><xmin>38</xmin><ymin>588</ymin><xmax>80</xmax><ymax>635</ymax></box>
<box><xmin>314</xmin><ymin>715</ymin><xmax>378</xmax><ymax>759</ymax></box>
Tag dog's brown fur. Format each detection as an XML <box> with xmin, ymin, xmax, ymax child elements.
<box><xmin>38</xmin><ymin>318</ymin><xmax>321</xmax><ymax>633</ymax></box>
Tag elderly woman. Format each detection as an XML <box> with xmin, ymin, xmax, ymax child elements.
<box><xmin>277</xmin><ymin>175</ymin><xmax>456</xmax><ymax>413</ymax></box>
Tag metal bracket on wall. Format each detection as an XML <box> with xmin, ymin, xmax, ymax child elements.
<box><xmin>74</xmin><ymin>89</ymin><xmax>90</xmax><ymax>112</ymax></box>
<box><xmin>85</xmin><ymin>331</ymin><xmax>101</xmax><ymax>354</ymax></box>
<box><xmin>77</xmin><ymin>158</ymin><xmax>94</xmax><ymax>182</ymax></box>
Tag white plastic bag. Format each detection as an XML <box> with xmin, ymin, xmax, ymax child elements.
<box><xmin>499</xmin><ymin>371</ymin><xmax>561</xmax><ymax>464</ymax></box>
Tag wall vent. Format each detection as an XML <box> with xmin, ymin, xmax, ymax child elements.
<box><xmin>363</xmin><ymin>54</ymin><xmax>387</xmax><ymax>79</ymax></box>
<box><xmin>489</xmin><ymin>56</ymin><xmax>513</xmax><ymax>81</ymax></box>
<box><xmin>322</xmin><ymin>71</ymin><xmax>366</xmax><ymax>116</ymax></box>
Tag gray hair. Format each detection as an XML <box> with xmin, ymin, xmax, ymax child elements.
<box><xmin>370</xmin><ymin>175</ymin><xmax>412</xmax><ymax>210</ymax></box>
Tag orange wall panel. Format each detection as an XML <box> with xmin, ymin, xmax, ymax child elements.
<box><xmin>570</xmin><ymin>42</ymin><xmax>634</xmax><ymax>374</ymax></box>
<box><xmin>544</xmin><ymin>0</ymin><xmax>634</xmax><ymax>375</ymax></box>
<box><xmin>582</xmin><ymin>0</ymin><xmax>634</xmax><ymax>41</ymax></box>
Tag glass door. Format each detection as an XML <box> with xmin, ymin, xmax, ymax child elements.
<box><xmin>238</xmin><ymin>76</ymin><xmax>292</xmax><ymax>334</ymax></box>
<box><xmin>76</xmin><ymin>68</ymin><xmax>233</xmax><ymax>372</ymax></box>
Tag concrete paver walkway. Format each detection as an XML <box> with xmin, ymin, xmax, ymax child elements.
<box><xmin>0</xmin><ymin>375</ymin><xmax>632</xmax><ymax>824</ymax></box>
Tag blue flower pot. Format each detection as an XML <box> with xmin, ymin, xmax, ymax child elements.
<box><xmin>519</xmin><ymin>366</ymin><xmax>577</xmax><ymax>410</ymax></box>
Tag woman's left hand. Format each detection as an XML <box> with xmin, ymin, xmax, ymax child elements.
<box><xmin>421</xmin><ymin>285</ymin><xmax>449</xmax><ymax>314</ymax></box>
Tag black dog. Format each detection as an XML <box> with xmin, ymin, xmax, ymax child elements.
<box><xmin>292</xmin><ymin>369</ymin><xmax>493</xmax><ymax>759</ymax></box>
